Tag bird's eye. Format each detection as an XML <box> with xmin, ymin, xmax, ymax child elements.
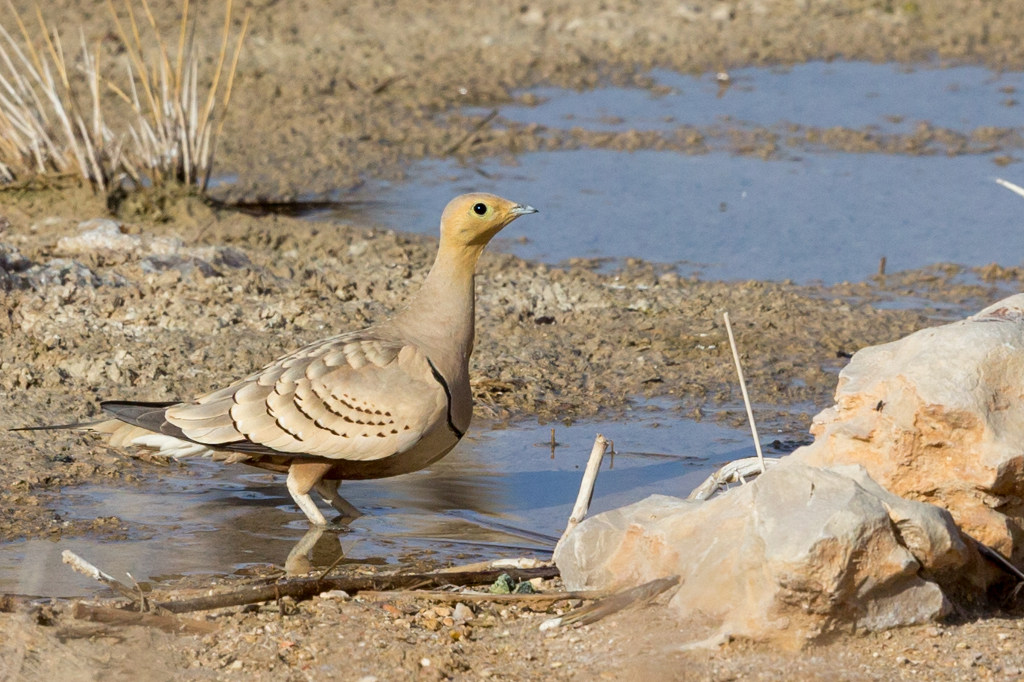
<box><xmin>473</xmin><ymin>202</ymin><xmax>488</xmax><ymax>215</ymax></box>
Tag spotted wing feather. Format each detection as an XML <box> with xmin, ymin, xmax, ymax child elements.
<box><xmin>165</xmin><ymin>333</ymin><xmax>449</xmax><ymax>462</ymax></box>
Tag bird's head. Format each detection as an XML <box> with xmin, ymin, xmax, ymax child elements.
<box><xmin>439</xmin><ymin>193</ymin><xmax>537</xmax><ymax>249</ymax></box>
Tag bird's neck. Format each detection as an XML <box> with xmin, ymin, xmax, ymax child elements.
<box><xmin>393</xmin><ymin>241</ymin><xmax>484</xmax><ymax>371</ymax></box>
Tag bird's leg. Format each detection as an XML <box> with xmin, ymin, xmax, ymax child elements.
<box><xmin>286</xmin><ymin>461</ymin><xmax>335</xmax><ymax>525</ymax></box>
<box><xmin>314</xmin><ymin>478</ymin><xmax>363</xmax><ymax>520</ymax></box>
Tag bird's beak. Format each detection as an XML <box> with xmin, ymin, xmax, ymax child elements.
<box><xmin>510</xmin><ymin>203</ymin><xmax>538</xmax><ymax>216</ymax></box>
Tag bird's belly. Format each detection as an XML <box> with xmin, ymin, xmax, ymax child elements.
<box><xmin>327</xmin><ymin>422</ymin><xmax>462</xmax><ymax>480</ymax></box>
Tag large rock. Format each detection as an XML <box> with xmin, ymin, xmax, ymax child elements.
<box><xmin>790</xmin><ymin>294</ymin><xmax>1024</xmax><ymax>562</ymax></box>
<box><xmin>555</xmin><ymin>462</ymin><xmax>978</xmax><ymax>646</ymax></box>
<box><xmin>555</xmin><ymin>297</ymin><xmax>1024</xmax><ymax>644</ymax></box>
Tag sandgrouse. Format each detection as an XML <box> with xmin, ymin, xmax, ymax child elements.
<box><xmin>50</xmin><ymin>193</ymin><xmax>535</xmax><ymax>525</ymax></box>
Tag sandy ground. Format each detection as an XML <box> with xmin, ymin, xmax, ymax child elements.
<box><xmin>6</xmin><ymin>0</ymin><xmax>1024</xmax><ymax>679</ymax></box>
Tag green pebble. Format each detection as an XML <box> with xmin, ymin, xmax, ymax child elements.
<box><xmin>489</xmin><ymin>573</ymin><xmax>515</xmax><ymax>594</ymax></box>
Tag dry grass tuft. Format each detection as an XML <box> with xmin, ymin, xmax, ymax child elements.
<box><xmin>0</xmin><ymin>0</ymin><xmax>248</xmax><ymax>196</ymax></box>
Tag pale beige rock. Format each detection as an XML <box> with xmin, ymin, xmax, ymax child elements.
<box><xmin>790</xmin><ymin>293</ymin><xmax>1024</xmax><ymax>562</ymax></box>
<box><xmin>56</xmin><ymin>219</ymin><xmax>184</xmax><ymax>257</ymax></box>
<box><xmin>56</xmin><ymin>219</ymin><xmax>138</xmax><ymax>255</ymax></box>
<box><xmin>554</xmin><ymin>462</ymin><xmax>974</xmax><ymax>646</ymax></box>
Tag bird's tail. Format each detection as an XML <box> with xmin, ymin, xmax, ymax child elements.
<box><xmin>13</xmin><ymin>401</ymin><xmax>241</xmax><ymax>461</ymax></box>
<box><xmin>10</xmin><ymin>400</ymin><xmax>178</xmax><ymax>442</ymax></box>
<box><xmin>11</xmin><ymin>417</ymin><xmax>144</xmax><ymax>449</ymax></box>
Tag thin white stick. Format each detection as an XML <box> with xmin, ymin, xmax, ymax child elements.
<box><xmin>995</xmin><ymin>177</ymin><xmax>1024</xmax><ymax>200</ymax></box>
<box><xmin>723</xmin><ymin>312</ymin><xmax>765</xmax><ymax>473</ymax></box>
<box><xmin>61</xmin><ymin>549</ymin><xmax>139</xmax><ymax>601</ymax></box>
<box><xmin>687</xmin><ymin>456</ymin><xmax>780</xmax><ymax>501</ymax></box>
<box><xmin>556</xmin><ymin>434</ymin><xmax>609</xmax><ymax>550</ymax></box>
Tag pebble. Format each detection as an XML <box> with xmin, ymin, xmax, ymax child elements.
<box><xmin>318</xmin><ymin>590</ymin><xmax>351</xmax><ymax>600</ymax></box>
<box><xmin>453</xmin><ymin>602</ymin><xmax>474</xmax><ymax>622</ymax></box>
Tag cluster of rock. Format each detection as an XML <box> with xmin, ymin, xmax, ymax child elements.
<box><xmin>555</xmin><ymin>294</ymin><xmax>1024</xmax><ymax>646</ymax></box>
<box><xmin>1</xmin><ymin>219</ymin><xmax>250</xmax><ymax>292</ymax></box>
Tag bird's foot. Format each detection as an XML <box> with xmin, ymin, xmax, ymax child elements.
<box><xmin>314</xmin><ymin>479</ymin><xmax>363</xmax><ymax>521</ymax></box>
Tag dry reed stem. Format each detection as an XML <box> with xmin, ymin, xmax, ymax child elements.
<box><xmin>723</xmin><ymin>312</ymin><xmax>765</xmax><ymax>473</ymax></box>
<box><xmin>0</xmin><ymin>0</ymin><xmax>247</xmax><ymax>193</ymax></box>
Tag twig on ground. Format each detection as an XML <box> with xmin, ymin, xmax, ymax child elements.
<box><xmin>437</xmin><ymin>557</ymin><xmax>546</xmax><ymax>574</ymax></box>
<box><xmin>126</xmin><ymin>572</ymin><xmax>149</xmax><ymax>612</ymax></box>
<box><xmin>723</xmin><ymin>312</ymin><xmax>765</xmax><ymax>473</ymax></box>
<box><xmin>316</xmin><ymin>551</ymin><xmax>347</xmax><ymax>580</ymax></box>
<box><xmin>687</xmin><ymin>456</ymin><xmax>781</xmax><ymax>501</ymax></box>
<box><xmin>0</xmin><ymin>593</ymin><xmax>45</xmax><ymax>611</ymax></box>
<box><xmin>70</xmin><ymin>602</ymin><xmax>218</xmax><ymax>634</ymax></box>
<box><xmin>556</xmin><ymin>434</ymin><xmax>609</xmax><ymax>551</ymax></box>
<box><xmin>151</xmin><ymin>565</ymin><xmax>559</xmax><ymax>614</ymax></box>
<box><xmin>357</xmin><ymin>588</ymin><xmax>605</xmax><ymax>605</ymax></box>
<box><xmin>61</xmin><ymin>550</ymin><xmax>140</xmax><ymax>603</ymax></box>
<box><xmin>539</xmin><ymin>576</ymin><xmax>680</xmax><ymax>630</ymax></box>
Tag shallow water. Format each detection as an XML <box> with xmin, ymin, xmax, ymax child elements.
<box><xmin>487</xmin><ymin>63</ymin><xmax>1024</xmax><ymax>134</ymax></box>
<box><xmin>347</xmin><ymin>151</ymin><xmax>1023</xmax><ymax>283</ymax></box>
<box><xmin>334</xmin><ymin>62</ymin><xmax>1024</xmax><ymax>284</ymax></box>
<box><xmin>1</xmin><ymin>410</ymin><xmax>768</xmax><ymax>597</ymax></box>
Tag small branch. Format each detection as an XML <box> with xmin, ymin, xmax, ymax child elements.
<box><xmin>126</xmin><ymin>572</ymin><xmax>149</xmax><ymax>612</ymax></box>
<box><xmin>556</xmin><ymin>434</ymin><xmax>609</xmax><ymax>551</ymax></box>
<box><xmin>371</xmin><ymin>74</ymin><xmax>405</xmax><ymax>95</ymax></box>
<box><xmin>0</xmin><ymin>593</ymin><xmax>45</xmax><ymax>611</ymax></box>
<box><xmin>687</xmin><ymin>456</ymin><xmax>780</xmax><ymax>501</ymax></box>
<box><xmin>316</xmin><ymin>551</ymin><xmax>346</xmax><ymax>580</ymax></box>
<box><xmin>151</xmin><ymin>566</ymin><xmax>559</xmax><ymax>614</ymax></box>
<box><xmin>723</xmin><ymin>312</ymin><xmax>765</xmax><ymax>473</ymax></box>
<box><xmin>995</xmin><ymin>177</ymin><xmax>1024</xmax><ymax>200</ymax></box>
<box><xmin>70</xmin><ymin>603</ymin><xmax>218</xmax><ymax>635</ymax></box>
<box><xmin>357</xmin><ymin>588</ymin><xmax>605</xmax><ymax>606</ymax></box>
<box><xmin>444</xmin><ymin>108</ymin><xmax>498</xmax><ymax>155</ymax></box>
<box><xmin>539</xmin><ymin>576</ymin><xmax>680</xmax><ymax>630</ymax></box>
<box><xmin>61</xmin><ymin>550</ymin><xmax>140</xmax><ymax>603</ymax></box>
<box><xmin>436</xmin><ymin>557</ymin><xmax>546</xmax><ymax>574</ymax></box>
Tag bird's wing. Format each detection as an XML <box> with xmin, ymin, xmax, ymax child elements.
<box><xmin>164</xmin><ymin>333</ymin><xmax>451</xmax><ymax>462</ymax></box>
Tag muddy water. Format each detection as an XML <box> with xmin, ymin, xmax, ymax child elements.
<box><xmin>336</xmin><ymin>62</ymin><xmax>1024</xmax><ymax>283</ymax></box>
<box><xmin>1</xmin><ymin>411</ymin><xmax>763</xmax><ymax>596</ymax></box>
